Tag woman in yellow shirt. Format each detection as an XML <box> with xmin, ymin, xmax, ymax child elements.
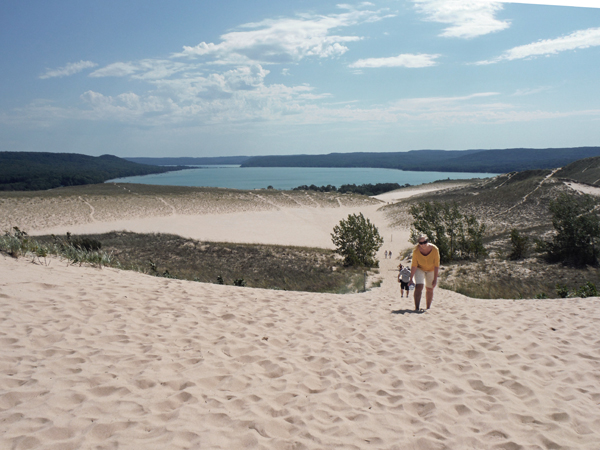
<box><xmin>409</xmin><ymin>234</ymin><xmax>440</xmax><ymax>311</ymax></box>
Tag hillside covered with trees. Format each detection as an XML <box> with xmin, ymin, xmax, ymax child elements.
<box><xmin>125</xmin><ymin>156</ymin><xmax>250</xmax><ymax>166</ymax></box>
<box><xmin>0</xmin><ymin>152</ymin><xmax>185</xmax><ymax>191</ymax></box>
<box><xmin>241</xmin><ymin>147</ymin><xmax>600</xmax><ymax>173</ymax></box>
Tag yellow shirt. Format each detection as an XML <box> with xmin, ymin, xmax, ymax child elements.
<box><xmin>411</xmin><ymin>244</ymin><xmax>440</xmax><ymax>272</ymax></box>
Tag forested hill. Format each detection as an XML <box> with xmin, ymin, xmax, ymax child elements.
<box><xmin>125</xmin><ymin>156</ymin><xmax>250</xmax><ymax>166</ymax></box>
<box><xmin>241</xmin><ymin>147</ymin><xmax>600</xmax><ymax>173</ymax></box>
<box><xmin>0</xmin><ymin>152</ymin><xmax>186</xmax><ymax>191</ymax></box>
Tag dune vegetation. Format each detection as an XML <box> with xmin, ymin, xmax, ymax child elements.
<box><xmin>2</xmin><ymin>229</ymin><xmax>376</xmax><ymax>294</ymax></box>
<box><xmin>389</xmin><ymin>157</ymin><xmax>600</xmax><ymax>299</ymax></box>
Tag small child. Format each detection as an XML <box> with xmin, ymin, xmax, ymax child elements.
<box><xmin>398</xmin><ymin>264</ymin><xmax>411</xmax><ymax>298</ymax></box>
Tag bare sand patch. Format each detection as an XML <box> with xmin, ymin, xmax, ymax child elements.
<box><xmin>31</xmin><ymin>204</ymin><xmax>401</xmax><ymax>249</ymax></box>
<box><xmin>373</xmin><ymin>181</ymin><xmax>475</xmax><ymax>203</ymax></box>
<box><xmin>2</xmin><ymin>184</ymin><xmax>391</xmax><ymax>249</ymax></box>
<box><xmin>564</xmin><ymin>181</ymin><xmax>600</xmax><ymax>196</ymax></box>
<box><xmin>2</xmin><ymin>184</ymin><xmax>406</xmax><ymax>250</ymax></box>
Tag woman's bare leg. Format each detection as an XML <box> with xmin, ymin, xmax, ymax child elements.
<box><xmin>426</xmin><ymin>287</ymin><xmax>434</xmax><ymax>309</ymax></box>
<box><xmin>414</xmin><ymin>284</ymin><xmax>424</xmax><ymax>311</ymax></box>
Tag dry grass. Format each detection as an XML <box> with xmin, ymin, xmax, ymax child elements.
<box><xmin>35</xmin><ymin>231</ymin><xmax>369</xmax><ymax>293</ymax></box>
<box><xmin>439</xmin><ymin>257</ymin><xmax>600</xmax><ymax>299</ymax></box>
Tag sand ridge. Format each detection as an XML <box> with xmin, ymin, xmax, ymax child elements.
<box><xmin>1</xmin><ymin>183</ymin><xmax>379</xmax><ymax>237</ymax></box>
<box><xmin>2</xmin><ymin>184</ymin><xmax>385</xmax><ymax>248</ymax></box>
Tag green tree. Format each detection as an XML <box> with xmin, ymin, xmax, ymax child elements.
<box><xmin>509</xmin><ymin>228</ymin><xmax>529</xmax><ymax>260</ymax></box>
<box><xmin>331</xmin><ymin>213</ymin><xmax>383</xmax><ymax>267</ymax></box>
<box><xmin>545</xmin><ymin>193</ymin><xmax>600</xmax><ymax>266</ymax></box>
<box><xmin>409</xmin><ymin>201</ymin><xmax>487</xmax><ymax>263</ymax></box>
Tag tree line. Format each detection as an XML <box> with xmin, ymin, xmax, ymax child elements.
<box><xmin>242</xmin><ymin>147</ymin><xmax>600</xmax><ymax>174</ymax></box>
<box><xmin>293</xmin><ymin>182</ymin><xmax>410</xmax><ymax>196</ymax></box>
<box><xmin>0</xmin><ymin>152</ymin><xmax>185</xmax><ymax>191</ymax></box>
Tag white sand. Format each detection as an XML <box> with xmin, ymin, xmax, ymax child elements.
<box><xmin>2</xmin><ymin>185</ymin><xmax>600</xmax><ymax>449</ymax></box>
<box><xmin>2</xmin><ymin>255</ymin><xmax>599</xmax><ymax>449</ymax></box>
<box><xmin>564</xmin><ymin>181</ymin><xmax>600</xmax><ymax>196</ymax></box>
<box><xmin>30</xmin><ymin>204</ymin><xmax>403</xmax><ymax>250</ymax></box>
<box><xmin>372</xmin><ymin>182</ymin><xmax>472</xmax><ymax>204</ymax></box>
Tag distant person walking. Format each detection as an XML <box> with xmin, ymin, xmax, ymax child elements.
<box><xmin>384</xmin><ymin>250</ymin><xmax>388</xmax><ymax>259</ymax></box>
<box><xmin>398</xmin><ymin>264</ymin><xmax>411</xmax><ymax>298</ymax></box>
<box><xmin>409</xmin><ymin>234</ymin><xmax>440</xmax><ymax>311</ymax></box>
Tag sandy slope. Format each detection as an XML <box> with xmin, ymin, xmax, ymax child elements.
<box><xmin>1</xmin><ymin>185</ymin><xmax>600</xmax><ymax>449</ymax></box>
<box><xmin>372</xmin><ymin>182</ymin><xmax>472</xmax><ymax>204</ymax></box>
<box><xmin>2</xmin><ymin>255</ymin><xmax>599</xmax><ymax>450</ymax></box>
<box><xmin>29</xmin><ymin>204</ymin><xmax>402</xmax><ymax>250</ymax></box>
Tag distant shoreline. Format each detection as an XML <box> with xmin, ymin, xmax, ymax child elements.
<box><xmin>106</xmin><ymin>166</ymin><xmax>493</xmax><ymax>191</ymax></box>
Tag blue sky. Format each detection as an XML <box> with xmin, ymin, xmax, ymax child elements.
<box><xmin>1</xmin><ymin>0</ymin><xmax>599</xmax><ymax>157</ymax></box>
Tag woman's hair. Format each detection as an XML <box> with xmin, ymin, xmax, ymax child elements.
<box><xmin>417</xmin><ymin>233</ymin><xmax>428</xmax><ymax>242</ymax></box>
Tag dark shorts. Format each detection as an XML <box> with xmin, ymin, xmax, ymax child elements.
<box><xmin>400</xmin><ymin>281</ymin><xmax>409</xmax><ymax>290</ymax></box>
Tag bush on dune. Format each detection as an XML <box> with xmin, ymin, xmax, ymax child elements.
<box><xmin>541</xmin><ymin>193</ymin><xmax>600</xmax><ymax>267</ymax></box>
<box><xmin>409</xmin><ymin>201</ymin><xmax>487</xmax><ymax>263</ymax></box>
<box><xmin>331</xmin><ymin>213</ymin><xmax>383</xmax><ymax>267</ymax></box>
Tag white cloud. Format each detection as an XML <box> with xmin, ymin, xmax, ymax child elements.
<box><xmin>27</xmin><ymin>3</ymin><xmax>597</xmax><ymax>131</ymax></box>
<box><xmin>213</xmin><ymin>65</ymin><xmax>271</xmax><ymax>92</ymax></box>
<box><xmin>477</xmin><ymin>27</ymin><xmax>600</xmax><ymax>64</ymax></box>
<box><xmin>77</xmin><ymin>90</ymin><xmax>176</xmax><ymax>123</ymax></box>
<box><xmin>40</xmin><ymin>62</ymin><xmax>331</xmax><ymax>126</ymax></box>
<box><xmin>511</xmin><ymin>86</ymin><xmax>552</xmax><ymax>96</ymax></box>
<box><xmin>349</xmin><ymin>53</ymin><xmax>440</xmax><ymax>68</ymax></box>
<box><xmin>39</xmin><ymin>60</ymin><xmax>97</xmax><ymax>79</ymax></box>
<box><xmin>172</xmin><ymin>7</ymin><xmax>394</xmax><ymax>63</ymax></box>
<box><xmin>89</xmin><ymin>62</ymin><xmax>138</xmax><ymax>78</ymax></box>
<box><xmin>6</xmin><ymin>85</ymin><xmax>600</xmax><ymax>131</ymax></box>
<box><xmin>413</xmin><ymin>0</ymin><xmax>510</xmax><ymax>38</ymax></box>
<box><xmin>89</xmin><ymin>60</ymin><xmax>190</xmax><ymax>79</ymax></box>
<box><xmin>390</xmin><ymin>92</ymin><xmax>501</xmax><ymax>110</ymax></box>
<box><xmin>288</xmin><ymin>91</ymin><xmax>600</xmax><ymax>126</ymax></box>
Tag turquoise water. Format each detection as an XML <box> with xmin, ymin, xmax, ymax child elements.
<box><xmin>108</xmin><ymin>166</ymin><xmax>497</xmax><ymax>190</ymax></box>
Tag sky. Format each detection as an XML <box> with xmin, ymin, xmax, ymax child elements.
<box><xmin>1</xmin><ymin>0</ymin><xmax>599</xmax><ymax>157</ymax></box>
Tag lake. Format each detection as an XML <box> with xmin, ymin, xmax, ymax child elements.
<box><xmin>108</xmin><ymin>166</ymin><xmax>497</xmax><ymax>190</ymax></box>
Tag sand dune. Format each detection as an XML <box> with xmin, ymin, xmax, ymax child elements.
<box><xmin>1</xmin><ymin>185</ymin><xmax>600</xmax><ymax>449</ymax></box>
<box><xmin>29</xmin><ymin>204</ymin><xmax>398</xmax><ymax>249</ymax></box>
<box><xmin>1</xmin><ymin>254</ymin><xmax>599</xmax><ymax>449</ymax></box>
<box><xmin>4</xmin><ymin>184</ymin><xmax>385</xmax><ymax>248</ymax></box>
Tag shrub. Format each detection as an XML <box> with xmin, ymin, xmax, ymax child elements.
<box><xmin>509</xmin><ymin>228</ymin><xmax>529</xmax><ymax>260</ymax></box>
<box><xmin>544</xmin><ymin>193</ymin><xmax>600</xmax><ymax>266</ymax></box>
<box><xmin>409</xmin><ymin>201</ymin><xmax>487</xmax><ymax>263</ymax></box>
<box><xmin>555</xmin><ymin>283</ymin><xmax>569</xmax><ymax>298</ymax></box>
<box><xmin>576</xmin><ymin>281</ymin><xmax>598</xmax><ymax>298</ymax></box>
<box><xmin>233</xmin><ymin>278</ymin><xmax>246</xmax><ymax>287</ymax></box>
<box><xmin>331</xmin><ymin>213</ymin><xmax>383</xmax><ymax>267</ymax></box>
